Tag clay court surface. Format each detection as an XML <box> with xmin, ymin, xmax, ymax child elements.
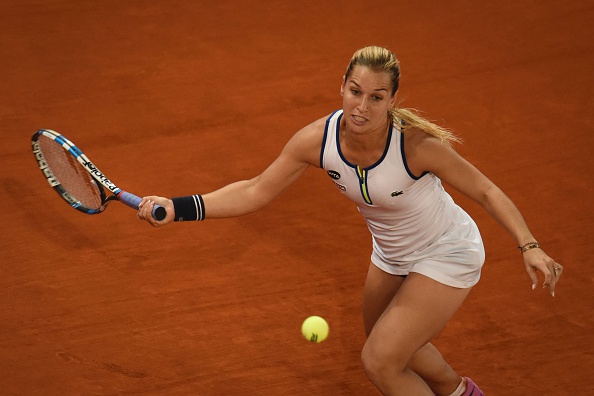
<box><xmin>1</xmin><ymin>1</ymin><xmax>593</xmax><ymax>395</ymax></box>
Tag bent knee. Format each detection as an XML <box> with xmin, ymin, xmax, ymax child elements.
<box><xmin>361</xmin><ymin>339</ymin><xmax>408</xmax><ymax>384</ymax></box>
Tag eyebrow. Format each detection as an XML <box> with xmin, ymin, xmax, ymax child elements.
<box><xmin>349</xmin><ymin>80</ymin><xmax>389</xmax><ymax>93</ymax></box>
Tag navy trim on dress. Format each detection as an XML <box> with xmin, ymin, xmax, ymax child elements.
<box><xmin>320</xmin><ymin>109</ymin><xmax>341</xmax><ymax>168</ymax></box>
<box><xmin>400</xmin><ymin>132</ymin><xmax>428</xmax><ymax>180</ymax></box>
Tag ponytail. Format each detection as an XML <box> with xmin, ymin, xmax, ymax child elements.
<box><xmin>390</xmin><ymin>107</ymin><xmax>462</xmax><ymax>144</ymax></box>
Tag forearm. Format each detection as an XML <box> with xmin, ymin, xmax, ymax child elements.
<box><xmin>480</xmin><ymin>185</ymin><xmax>537</xmax><ymax>246</ymax></box>
<box><xmin>201</xmin><ymin>177</ymin><xmax>271</xmax><ymax>219</ymax></box>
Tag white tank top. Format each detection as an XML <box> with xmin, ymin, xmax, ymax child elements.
<box><xmin>320</xmin><ymin>109</ymin><xmax>482</xmax><ymax>263</ymax></box>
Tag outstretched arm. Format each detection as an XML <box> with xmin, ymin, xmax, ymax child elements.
<box><xmin>406</xmin><ymin>130</ymin><xmax>563</xmax><ymax>296</ymax></box>
<box><xmin>137</xmin><ymin>118</ymin><xmax>325</xmax><ymax>224</ymax></box>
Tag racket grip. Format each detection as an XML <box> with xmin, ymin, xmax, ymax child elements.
<box><xmin>119</xmin><ymin>191</ymin><xmax>167</xmax><ymax>221</ymax></box>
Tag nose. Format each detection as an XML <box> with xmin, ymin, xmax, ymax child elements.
<box><xmin>357</xmin><ymin>96</ymin><xmax>369</xmax><ymax>112</ymax></box>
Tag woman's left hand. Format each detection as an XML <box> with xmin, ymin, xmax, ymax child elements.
<box><xmin>523</xmin><ymin>248</ymin><xmax>563</xmax><ymax>297</ymax></box>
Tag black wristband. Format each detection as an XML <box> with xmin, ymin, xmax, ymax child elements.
<box><xmin>172</xmin><ymin>195</ymin><xmax>205</xmax><ymax>221</ymax></box>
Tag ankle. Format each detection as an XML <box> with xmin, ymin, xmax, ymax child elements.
<box><xmin>445</xmin><ymin>377</ymin><xmax>465</xmax><ymax>396</ymax></box>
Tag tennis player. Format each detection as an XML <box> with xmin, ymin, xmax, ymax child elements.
<box><xmin>138</xmin><ymin>46</ymin><xmax>563</xmax><ymax>396</ymax></box>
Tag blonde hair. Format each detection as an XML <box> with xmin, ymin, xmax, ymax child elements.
<box><xmin>344</xmin><ymin>46</ymin><xmax>461</xmax><ymax>144</ymax></box>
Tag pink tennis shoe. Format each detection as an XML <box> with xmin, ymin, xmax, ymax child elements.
<box><xmin>434</xmin><ymin>377</ymin><xmax>484</xmax><ymax>396</ymax></box>
<box><xmin>462</xmin><ymin>377</ymin><xmax>484</xmax><ymax>396</ymax></box>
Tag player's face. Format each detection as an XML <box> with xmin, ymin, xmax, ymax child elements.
<box><xmin>341</xmin><ymin>66</ymin><xmax>395</xmax><ymax>134</ymax></box>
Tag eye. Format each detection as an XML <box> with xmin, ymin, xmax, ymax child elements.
<box><xmin>372</xmin><ymin>96</ymin><xmax>383</xmax><ymax>101</ymax></box>
<box><xmin>350</xmin><ymin>89</ymin><xmax>360</xmax><ymax>95</ymax></box>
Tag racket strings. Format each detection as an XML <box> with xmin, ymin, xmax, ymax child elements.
<box><xmin>38</xmin><ymin>136</ymin><xmax>103</xmax><ymax>209</ymax></box>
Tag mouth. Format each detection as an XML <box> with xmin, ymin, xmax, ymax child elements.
<box><xmin>351</xmin><ymin>114</ymin><xmax>368</xmax><ymax>125</ymax></box>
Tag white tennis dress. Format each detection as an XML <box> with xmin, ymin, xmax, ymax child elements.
<box><xmin>320</xmin><ymin>110</ymin><xmax>485</xmax><ymax>288</ymax></box>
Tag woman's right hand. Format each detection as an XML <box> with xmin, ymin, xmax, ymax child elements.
<box><xmin>137</xmin><ymin>196</ymin><xmax>175</xmax><ymax>227</ymax></box>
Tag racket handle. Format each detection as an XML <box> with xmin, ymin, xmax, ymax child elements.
<box><xmin>119</xmin><ymin>191</ymin><xmax>167</xmax><ymax>221</ymax></box>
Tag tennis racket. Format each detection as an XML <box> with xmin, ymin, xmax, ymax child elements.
<box><xmin>31</xmin><ymin>129</ymin><xmax>166</xmax><ymax>220</ymax></box>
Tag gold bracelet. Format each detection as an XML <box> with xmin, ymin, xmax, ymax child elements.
<box><xmin>518</xmin><ymin>241</ymin><xmax>540</xmax><ymax>253</ymax></box>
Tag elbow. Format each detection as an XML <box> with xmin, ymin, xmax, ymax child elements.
<box><xmin>476</xmin><ymin>184</ymin><xmax>502</xmax><ymax>210</ymax></box>
<box><xmin>245</xmin><ymin>178</ymin><xmax>274</xmax><ymax>213</ymax></box>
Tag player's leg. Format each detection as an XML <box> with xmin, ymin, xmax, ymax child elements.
<box><xmin>361</xmin><ymin>269</ymin><xmax>472</xmax><ymax>395</ymax></box>
<box><xmin>363</xmin><ymin>264</ymin><xmax>462</xmax><ymax>395</ymax></box>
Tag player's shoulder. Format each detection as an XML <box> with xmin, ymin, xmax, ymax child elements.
<box><xmin>291</xmin><ymin>113</ymin><xmax>332</xmax><ymax>144</ymax></box>
<box><xmin>284</xmin><ymin>113</ymin><xmax>333</xmax><ymax>166</ymax></box>
<box><xmin>404</xmin><ymin>126</ymin><xmax>461</xmax><ymax>174</ymax></box>
<box><xmin>300</xmin><ymin>114</ymin><xmax>331</xmax><ymax>135</ymax></box>
<box><xmin>404</xmin><ymin>126</ymin><xmax>453</xmax><ymax>153</ymax></box>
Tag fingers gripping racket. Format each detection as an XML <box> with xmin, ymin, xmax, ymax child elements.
<box><xmin>31</xmin><ymin>129</ymin><xmax>166</xmax><ymax>220</ymax></box>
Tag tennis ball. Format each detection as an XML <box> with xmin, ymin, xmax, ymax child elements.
<box><xmin>301</xmin><ymin>316</ymin><xmax>329</xmax><ymax>343</ymax></box>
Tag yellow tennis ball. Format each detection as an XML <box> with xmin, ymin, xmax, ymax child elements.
<box><xmin>301</xmin><ymin>316</ymin><xmax>329</xmax><ymax>343</ymax></box>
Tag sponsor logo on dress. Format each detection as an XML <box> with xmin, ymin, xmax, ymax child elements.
<box><xmin>327</xmin><ymin>170</ymin><xmax>341</xmax><ymax>180</ymax></box>
<box><xmin>391</xmin><ymin>191</ymin><xmax>403</xmax><ymax>197</ymax></box>
<box><xmin>333</xmin><ymin>182</ymin><xmax>347</xmax><ymax>192</ymax></box>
